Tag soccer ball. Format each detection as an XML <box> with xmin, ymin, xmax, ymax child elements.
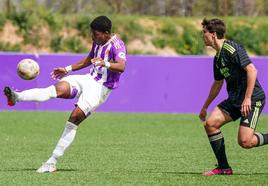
<box><xmin>17</xmin><ymin>58</ymin><xmax>40</xmax><ymax>80</ymax></box>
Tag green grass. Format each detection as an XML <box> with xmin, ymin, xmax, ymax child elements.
<box><xmin>0</xmin><ymin>112</ymin><xmax>268</xmax><ymax>185</ymax></box>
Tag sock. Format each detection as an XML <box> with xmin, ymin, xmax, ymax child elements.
<box><xmin>254</xmin><ymin>132</ymin><xmax>268</xmax><ymax>147</ymax></box>
<box><xmin>208</xmin><ymin>131</ymin><xmax>230</xmax><ymax>169</ymax></box>
<box><xmin>46</xmin><ymin>121</ymin><xmax>78</xmax><ymax>164</ymax></box>
<box><xmin>16</xmin><ymin>85</ymin><xmax>57</xmax><ymax>102</ymax></box>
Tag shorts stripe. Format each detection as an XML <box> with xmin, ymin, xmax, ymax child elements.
<box><xmin>250</xmin><ymin>106</ymin><xmax>259</xmax><ymax>129</ymax></box>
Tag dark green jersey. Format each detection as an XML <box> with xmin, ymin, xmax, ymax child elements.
<box><xmin>213</xmin><ymin>40</ymin><xmax>265</xmax><ymax>106</ymax></box>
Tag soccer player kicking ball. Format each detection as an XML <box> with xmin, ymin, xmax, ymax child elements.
<box><xmin>4</xmin><ymin>16</ymin><xmax>127</xmax><ymax>173</ymax></box>
<box><xmin>199</xmin><ymin>18</ymin><xmax>268</xmax><ymax>176</ymax></box>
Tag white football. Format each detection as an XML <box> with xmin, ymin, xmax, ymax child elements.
<box><xmin>17</xmin><ymin>58</ymin><xmax>40</xmax><ymax>80</ymax></box>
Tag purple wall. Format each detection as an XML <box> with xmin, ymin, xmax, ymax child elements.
<box><xmin>0</xmin><ymin>53</ymin><xmax>267</xmax><ymax>113</ymax></box>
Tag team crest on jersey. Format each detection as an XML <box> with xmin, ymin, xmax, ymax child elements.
<box><xmin>118</xmin><ymin>52</ymin><xmax>126</xmax><ymax>59</ymax></box>
<box><xmin>220</xmin><ymin>67</ymin><xmax>230</xmax><ymax>78</ymax></box>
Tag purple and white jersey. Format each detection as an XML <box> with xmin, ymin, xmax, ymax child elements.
<box><xmin>88</xmin><ymin>34</ymin><xmax>127</xmax><ymax>89</ymax></box>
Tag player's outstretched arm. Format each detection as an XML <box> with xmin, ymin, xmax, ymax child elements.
<box><xmin>70</xmin><ymin>56</ymin><xmax>92</xmax><ymax>71</ymax></box>
<box><xmin>50</xmin><ymin>57</ymin><xmax>92</xmax><ymax>80</ymax></box>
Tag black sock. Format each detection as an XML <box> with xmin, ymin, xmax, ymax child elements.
<box><xmin>254</xmin><ymin>132</ymin><xmax>268</xmax><ymax>147</ymax></box>
<box><xmin>208</xmin><ymin>132</ymin><xmax>230</xmax><ymax>169</ymax></box>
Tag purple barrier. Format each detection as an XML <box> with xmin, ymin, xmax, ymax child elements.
<box><xmin>0</xmin><ymin>53</ymin><xmax>267</xmax><ymax>113</ymax></box>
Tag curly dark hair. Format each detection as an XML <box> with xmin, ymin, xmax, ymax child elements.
<box><xmin>90</xmin><ymin>16</ymin><xmax>112</xmax><ymax>33</ymax></box>
<box><xmin>202</xmin><ymin>18</ymin><xmax>225</xmax><ymax>39</ymax></box>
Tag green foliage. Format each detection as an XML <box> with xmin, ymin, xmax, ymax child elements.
<box><xmin>152</xmin><ymin>38</ymin><xmax>167</xmax><ymax>49</ymax></box>
<box><xmin>226</xmin><ymin>19</ymin><xmax>268</xmax><ymax>55</ymax></box>
<box><xmin>0</xmin><ymin>42</ymin><xmax>21</xmax><ymax>51</ymax></box>
<box><xmin>120</xmin><ymin>33</ymin><xmax>129</xmax><ymax>45</ymax></box>
<box><xmin>10</xmin><ymin>11</ymin><xmax>32</xmax><ymax>32</ymax></box>
<box><xmin>43</xmin><ymin>12</ymin><xmax>61</xmax><ymax>32</ymax></box>
<box><xmin>152</xmin><ymin>22</ymin><xmax>204</xmax><ymax>55</ymax></box>
<box><xmin>176</xmin><ymin>26</ymin><xmax>204</xmax><ymax>55</ymax></box>
<box><xmin>161</xmin><ymin>23</ymin><xmax>177</xmax><ymax>36</ymax></box>
<box><xmin>51</xmin><ymin>36</ymin><xmax>87</xmax><ymax>53</ymax></box>
<box><xmin>76</xmin><ymin>16</ymin><xmax>91</xmax><ymax>37</ymax></box>
<box><xmin>113</xmin><ymin>17</ymin><xmax>144</xmax><ymax>40</ymax></box>
<box><xmin>50</xmin><ymin>35</ymin><xmax>63</xmax><ymax>52</ymax></box>
<box><xmin>0</xmin><ymin>13</ymin><xmax>6</xmax><ymax>31</ymax></box>
<box><xmin>2</xmin><ymin>13</ymin><xmax>268</xmax><ymax>55</ymax></box>
<box><xmin>62</xmin><ymin>36</ymin><xmax>87</xmax><ymax>53</ymax></box>
<box><xmin>258</xmin><ymin>23</ymin><xmax>268</xmax><ymax>55</ymax></box>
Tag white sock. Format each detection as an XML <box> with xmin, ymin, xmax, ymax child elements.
<box><xmin>16</xmin><ymin>85</ymin><xmax>57</xmax><ymax>102</ymax></box>
<box><xmin>46</xmin><ymin>121</ymin><xmax>78</xmax><ymax>164</ymax></box>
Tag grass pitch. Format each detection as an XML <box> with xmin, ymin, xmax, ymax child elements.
<box><xmin>0</xmin><ymin>112</ymin><xmax>268</xmax><ymax>185</ymax></box>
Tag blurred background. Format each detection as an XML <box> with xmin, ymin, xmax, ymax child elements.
<box><xmin>1</xmin><ymin>2</ymin><xmax>268</xmax><ymax>185</ymax></box>
<box><xmin>0</xmin><ymin>0</ymin><xmax>267</xmax><ymax>56</ymax></box>
<box><xmin>1</xmin><ymin>0</ymin><xmax>268</xmax><ymax>113</ymax></box>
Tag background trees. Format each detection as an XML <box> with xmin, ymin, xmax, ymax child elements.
<box><xmin>1</xmin><ymin>0</ymin><xmax>268</xmax><ymax>17</ymax></box>
<box><xmin>0</xmin><ymin>0</ymin><xmax>267</xmax><ymax>55</ymax></box>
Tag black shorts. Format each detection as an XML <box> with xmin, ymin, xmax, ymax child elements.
<box><xmin>218</xmin><ymin>99</ymin><xmax>265</xmax><ymax>129</ymax></box>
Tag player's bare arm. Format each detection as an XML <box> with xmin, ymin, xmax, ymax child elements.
<box><xmin>51</xmin><ymin>57</ymin><xmax>92</xmax><ymax>80</ymax></box>
<box><xmin>92</xmin><ymin>57</ymin><xmax>126</xmax><ymax>73</ymax></box>
<box><xmin>241</xmin><ymin>63</ymin><xmax>257</xmax><ymax>116</ymax></box>
<box><xmin>71</xmin><ymin>56</ymin><xmax>93</xmax><ymax>71</ymax></box>
<box><xmin>199</xmin><ymin>80</ymin><xmax>224</xmax><ymax>121</ymax></box>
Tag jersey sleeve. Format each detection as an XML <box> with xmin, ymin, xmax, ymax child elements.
<box><xmin>213</xmin><ymin>59</ymin><xmax>224</xmax><ymax>80</ymax></box>
<box><xmin>235</xmin><ymin>46</ymin><xmax>251</xmax><ymax>68</ymax></box>
<box><xmin>113</xmin><ymin>41</ymin><xmax>127</xmax><ymax>62</ymax></box>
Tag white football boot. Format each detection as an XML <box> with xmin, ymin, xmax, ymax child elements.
<box><xmin>36</xmin><ymin>163</ymin><xmax>56</xmax><ymax>173</ymax></box>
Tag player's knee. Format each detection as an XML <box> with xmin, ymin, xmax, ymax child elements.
<box><xmin>238</xmin><ymin>139</ymin><xmax>254</xmax><ymax>149</ymax></box>
<box><xmin>55</xmin><ymin>81</ymin><xmax>71</xmax><ymax>98</ymax></box>
<box><xmin>68</xmin><ymin>116</ymin><xmax>82</xmax><ymax>125</ymax></box>
<box><xmin>68</xmin><ymin>107</ymin><xmax>86</xmax><ymax>125</ymax></box>
<box><xmin>69</xmin><ymin>114</ymin><xmax>83</xmax><ymax>124</ymax></box>
<box><xmin>205</xmin><ymin>118</ymin><xmax>219</xmax><ymax>129</ymax></box>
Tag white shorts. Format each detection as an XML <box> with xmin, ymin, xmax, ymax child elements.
<box><xmin>61</xmin><ymin>74</ymin><xmax>112</xmax><ymax>116</ymax></box>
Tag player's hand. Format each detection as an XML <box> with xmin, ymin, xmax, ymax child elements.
<box><xmin>199</xmin><ymin>107</ymin><xmax>207</xmax><ymax>123</ymax></box>
<box><xmin>241</xmin><ymin>97</ymin><xmax>251</xmax><ymax>116</ymax></box>
<box><xmin>50</xmin><ymin>67</ymin><xmax>68</xmax><ymax>80</ymax></box>
<box><xmin>91</xmin><ymin>57</ymin><xmax>104</xmax><ymax>67</ymax></box>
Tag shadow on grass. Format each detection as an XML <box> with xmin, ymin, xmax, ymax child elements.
<box><xmin>116</xmin><ymin>170</ymin><xmax>268</xmax><ymax>176</ymax></box>
<box><xmin>232</xmin><ymin>172</ymin><xmax>268</xmax><ymax>176</ymax></box>
<box><xmin>159</xmin><ymin>171</ymin><xmax>268</xmax><ymax>176</ymax></box>
<box><xmin>141</xmin><ymin>171</ymin><xmax>201</xmax><ymax>175</ymax></box>
<box><xmin>1</xmin><ymin>168</ymin><xmax>77</xmax><ymax>172</ymax></box>
<box><xmin>1</xmin><ymin>168</ymin><xmax>268</xmax><ymax>176</ymax></box>
<box><xmin>158</xmin><ymin>171</ymin><xmax>268</xmax><ymax>176</ymax></box>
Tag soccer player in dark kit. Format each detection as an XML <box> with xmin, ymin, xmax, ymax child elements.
<box><xmin>199</xmin><ymin>18</ymin><xmax>268</xmax><ymax>176</ymax></box>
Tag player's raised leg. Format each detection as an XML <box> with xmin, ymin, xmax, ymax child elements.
<box><xmin>3</xmin><ymin>81</ymin><xmax>74</xmax><ymax>106</ymax></box>
<box><xmin>36</xmin><ymin>106</ymin><xmax>86</xmax><ymax>173</ymax></box>
<box><xmin>203</xmin><ymin>106</ymin><xmax>233</xmax><ymax>176</ymax></box>
<box><xmin>4</xmin><ymin>86</ymin><xmax>18</xmax><ymax>106</ymax></box>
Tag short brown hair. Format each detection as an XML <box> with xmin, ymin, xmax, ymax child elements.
<box><xmin>202</xmin><ymin>18</ymin><xmax>225</xmax><ymax>39</ymax></box>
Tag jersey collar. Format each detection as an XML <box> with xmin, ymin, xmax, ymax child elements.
<box><xmin>216</xmin><ymin>39</ymin><xmax>226</xmax><ymax>58</ymax></box>
<box><xmin>100</xmin><ymin>34</ymin><xmax>117</xmax><ymax>47</ymax></box>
